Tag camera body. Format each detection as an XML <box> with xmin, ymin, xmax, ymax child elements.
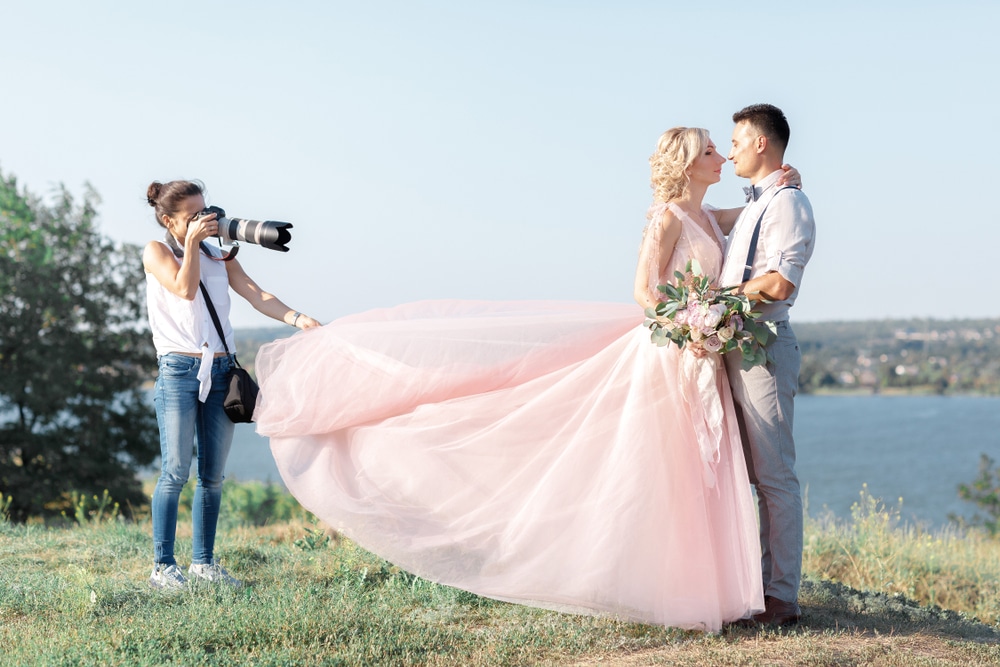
<box><xmin>199</xmin><ymin>205</ymin><xmax>293</xmax><ymax>252</ymax></box>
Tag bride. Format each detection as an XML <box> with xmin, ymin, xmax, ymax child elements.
<box><xmin>254</xmin><ymin>127</ymin><xmax>794</xmax><ymax>631</ymax></box>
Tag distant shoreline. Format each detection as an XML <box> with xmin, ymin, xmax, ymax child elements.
<box><xmin>806</xmin><ymin>387</ymin><xmax>1000</xmax><ymax>398</ymax></box>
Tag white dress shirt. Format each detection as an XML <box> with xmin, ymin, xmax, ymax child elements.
<box><xmin>720</xmin><ymin>169</ymin><xmax>816</xmax><ymax>322</ymax></box>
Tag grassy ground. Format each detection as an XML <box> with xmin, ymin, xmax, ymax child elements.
<box><xmin>1</xmin><ymin>486</ymin><xmax>998</xmax><ymax>666</ymax></box>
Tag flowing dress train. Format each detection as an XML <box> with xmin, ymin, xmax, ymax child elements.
<box><xmin>254</xmin><ymin>203</ymin><xmax>764</xmax><ymax>631</ymax></box>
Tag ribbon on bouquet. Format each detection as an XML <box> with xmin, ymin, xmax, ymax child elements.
<box><xmin>678</xmin><ymin>351</ymin><xmax>724</xmax><ymax>488</ymax></box>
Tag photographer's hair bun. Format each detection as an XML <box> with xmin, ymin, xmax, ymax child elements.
<box><xmin>146</xmin><ymin>182</ymin><xmax>163</xmax><ymax>207</ymax></box>
<box><xmin>147</xmin><ymin>180</ymin><xmax>205</xmax><ymax>229</ymax></box>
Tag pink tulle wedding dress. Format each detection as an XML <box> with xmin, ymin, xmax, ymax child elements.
<box><xmin>254</xmin><ymin>203</ymin><xmax>764</xmax><ymax>631</ymax></box>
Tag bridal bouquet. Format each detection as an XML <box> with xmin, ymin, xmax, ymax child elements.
<box><xmin>645</xmin><ymin>259</ymin><xmax>777</xmax><ymax>369</ymax></box>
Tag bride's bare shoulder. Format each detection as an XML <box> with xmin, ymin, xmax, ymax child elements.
<box><xmin>657</xmin><ymin>207</ymin><xmax>682</xmax><ymax>234</ymax></box>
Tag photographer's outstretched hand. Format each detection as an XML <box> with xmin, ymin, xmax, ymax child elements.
<box><xmin>294</xmin><ymin>315</ymin><xmax>323</xmax><ymax>329</ymax></box>
<box><xmin>289</xmin><ymin>311</ymin><xmax>322</xmax><ymax>330</ymax></box>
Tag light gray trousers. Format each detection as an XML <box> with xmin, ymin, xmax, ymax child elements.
<box><xmin>724</xmin><ymin>320</ymin><xmax>802</xmax><ymax>604</ymax></box>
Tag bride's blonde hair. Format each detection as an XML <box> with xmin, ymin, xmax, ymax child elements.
<box><xmin>649</xmin><ymin>127</ymin><xmax>710</xmax><ymax>206</ymax></box>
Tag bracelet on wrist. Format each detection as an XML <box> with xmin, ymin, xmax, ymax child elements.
<box><xmin>291</xmin><ymin>311</ymin><xmax>302</xmax><ymax>327</ymax></box>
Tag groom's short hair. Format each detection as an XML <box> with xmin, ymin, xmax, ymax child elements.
<box><xmin>733</xmin><ymin>104</ymin><xmax>790</xmax><ymax>156</ymax></box>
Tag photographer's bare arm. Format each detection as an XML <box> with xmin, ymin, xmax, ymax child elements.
<box><xmin>142</xmin><ymin>210</ymin><xmax>218</xmax><ymax>300</ymax></box>
<box><xmin>143</xmin><ymin>204</ymin><xmax>319</xmax><ymax>330</ymax></box>
<box><xmin>226</xmin><ymin>259</ymin><xmax>321</xmax><ymax>330</ymax></box>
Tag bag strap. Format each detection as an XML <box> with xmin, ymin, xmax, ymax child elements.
<box><xmin>164</xmin><ymin>234</ymin><xmax>241</xmax><ymax>368</ymax></box>
<box><xmin>198</xmin><ymin>282</ymin><xmax>241</xmax><ymax>368</ymax></box>
<box><xmin>742</xmin><ymin>186</ymin><xmax>798</xmax><ymax>283</ymax></box>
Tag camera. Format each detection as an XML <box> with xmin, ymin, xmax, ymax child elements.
<box><xmin>199</xmin><ymin>205</ymin><xmax>293</xmax><ymax>253</ymax></box>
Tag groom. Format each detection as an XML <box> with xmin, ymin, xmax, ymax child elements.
<box><xmin>719</xmin><ymin>103</ymin><xmax>816</xmax><ymax>626</ymax></box>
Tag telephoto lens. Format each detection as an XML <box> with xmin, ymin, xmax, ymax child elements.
<box><xmin>202</xmin><ymin>205</ymin><xmax>293</xmax><ymax>252</ymax></box>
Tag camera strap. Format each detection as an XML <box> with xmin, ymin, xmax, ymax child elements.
<box><xmin>199</xmin><ymin>280</ymin><xmax>243</xmax><ymax>369</ymax></box>
<box><xmin>163</xmin><ymin>233</ymin><xmax>239</xmax><ymax>262</ymax></box>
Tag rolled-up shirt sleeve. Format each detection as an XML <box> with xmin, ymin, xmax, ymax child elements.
<box><xmin>760</xmin><ymin>190</ymin><xmax>815</xmax><ymax>288</ymax></box>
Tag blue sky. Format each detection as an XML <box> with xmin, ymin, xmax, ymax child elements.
<box><xmin>2</xmin><ymin>1</ymin><xmax>997</xmax><ymax>328</ymax></box>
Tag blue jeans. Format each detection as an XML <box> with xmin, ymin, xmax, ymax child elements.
<box><xmin>151</xmin><ymin>354</ymin><xmax>235</xmax><ymax>566</ymax></box>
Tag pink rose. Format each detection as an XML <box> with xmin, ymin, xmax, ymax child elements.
<box><xmin>731</xmin><ymin>314</ymin><xmax>744</xmax><ymax>331</ymax></box>
<box><xmin>704</xmin><ymin>303</ymin><xmax>727</xmax><ymax>329</ymax></box>
<box><xmin>687</xmin><ymin>306</ymin><xmax>707</xmax><ymax>330</ymax></box>
<box><xmin>703</xmin><ymin>334</ymin><xmax>723</xmax><ymax>353</ymax></box>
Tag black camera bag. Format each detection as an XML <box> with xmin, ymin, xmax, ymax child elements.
<box><xmin>199</xmin><ymin>281</ymin><xmax>259</xmax><ymax>423</ymax></box>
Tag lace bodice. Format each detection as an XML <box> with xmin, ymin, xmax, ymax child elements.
<box><xmin>641</xmin><ymin>202</ymin><xmax>725</xmax><ymax>305</ymax></box>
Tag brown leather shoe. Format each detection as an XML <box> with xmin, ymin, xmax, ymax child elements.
<box><xmin>752</xmin><ymin>595</ymin><xmax>801</xmax><ymax>626</ymax></box>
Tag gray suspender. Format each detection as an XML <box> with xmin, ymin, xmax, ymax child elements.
<box><xmin>741</xmin><ymin>186</ymin><xmax>797</xmax><ymax>283</ymax></box>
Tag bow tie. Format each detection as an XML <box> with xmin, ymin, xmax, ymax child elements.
<box><xmin>743</xmin><ymin>186</ymin><xmax>758</xmax><ymax>203</ymax></box>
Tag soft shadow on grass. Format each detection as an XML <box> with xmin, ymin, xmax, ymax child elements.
<box><xmin>569</xmin><ymin>579</ymin><xmax>1000</xmax><ymax>667</ymax></box>
<box><xmin>798</xmin><ymin>578</ymin><xmax>998</xmax><ymax>641</ymax></box>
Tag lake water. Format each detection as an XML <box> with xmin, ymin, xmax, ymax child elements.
<box><xmin>214</xmin><ymin>395</ymin><xmax>997</xmax><ymax>529</ymax></box>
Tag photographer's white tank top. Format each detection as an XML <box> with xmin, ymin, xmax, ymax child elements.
<box><xmin>145</xmin><ymin>241</ymin><xmax>236</xmax><ymax>401</ymax></box>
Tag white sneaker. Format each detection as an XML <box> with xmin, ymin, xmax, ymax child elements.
<box><xmin>149</xmin><ymin>563</ymin><xmax>188</xmax><ymax>590</ymax></box>
<box><xmin>188</xmin><ymin>559</ymin><xmax>243</xmax><ymax>588</ymax></box>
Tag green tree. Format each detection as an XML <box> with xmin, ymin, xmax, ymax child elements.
<box><xmin>0</xmin><ymin>169</ymin><xmax>158</xmax><ymax>521</ymax></box>
<box><xmin>956</xmin><ymin>454</ymin><xmax>1000</xmax><ymax>536</ymax></box>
